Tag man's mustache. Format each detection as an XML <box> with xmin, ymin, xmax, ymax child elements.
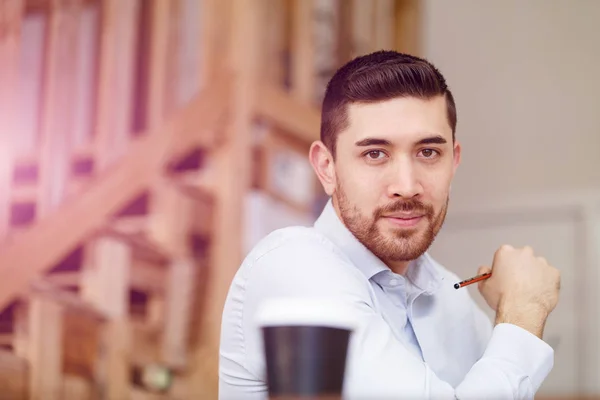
<box><xmin>376</xmin><ymin>199</ymin><xmax>434</xmax><ymax>218</ymax></box>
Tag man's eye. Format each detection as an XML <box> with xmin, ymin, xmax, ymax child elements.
<box><xmin>419</xmin><ymin>149</ymin><xmax>440</xmax><ymax>158</ymax></box>
<box><xmin>366</xmin><ymin>150</ymin><xmax>385</xmax><ymax>160</ymax></box>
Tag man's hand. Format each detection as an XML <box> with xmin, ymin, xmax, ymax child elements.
<box><xmin>477</xmin><ymin>245</ymin><xmax>561</xmax><ymax>339</ymax></box>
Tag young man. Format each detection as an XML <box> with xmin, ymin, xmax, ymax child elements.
<box><xmin>219</xmin><ymin>51</ymin><xmax>560</xmax><ymax>399</ymax></box>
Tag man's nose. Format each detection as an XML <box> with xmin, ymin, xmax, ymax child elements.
<box><xmin>386</xmin><ymin>159</ymin><xmax>423</xmax><ymax>199</ymax></box>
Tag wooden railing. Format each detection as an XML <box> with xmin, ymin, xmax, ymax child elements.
<box><xmin>0</xmin><ymin>0</ymin><xmax>421</xmax><ymax>398</ymax></box>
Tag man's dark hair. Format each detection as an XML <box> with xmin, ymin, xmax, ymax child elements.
<box><xmin>320</xmin><ymin>50</ymin><xmax>457</xmax><ymax>156</ymax></box>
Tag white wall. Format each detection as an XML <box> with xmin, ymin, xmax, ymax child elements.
<box><xmin>429</xmin><ymin>191</ymin><xmax>600</xmax><ymax>395</ymax></box>
<box><xmin>423</xmin><ymin>1</ymin><xmax>600</xmax><ymax>395</ymax></box>
<box><xmin>422</xmin><ymin>0</ymin><xmax>600</xmax><ymax>208</ymax></box>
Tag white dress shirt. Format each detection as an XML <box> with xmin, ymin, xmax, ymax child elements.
<box><xmin>219</xmin><ymin>200</ymin><xmax>554</xmax><ymax>399</ymax></box>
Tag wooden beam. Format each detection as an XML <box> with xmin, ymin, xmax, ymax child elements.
<box><xmin>394</xmin><ymin>0</ymin><xmax>421</xmax><ymax>56</ymax></box>
<box><xmin>45</xmin><ymin>271</ymin><xmax>81</xmax><ymax>287</ymax></box>
<box><xmin>200</xmin><ymin>0</ymin><xmax>231</xmax><ymax>83</ymax></box>
<box><xmin>45</xmin><ymin>260</ymin><xmax>169</xmax><ymax>293</ymax></box>
<box><xmin>62</xmin><ymin>375</ymin><xmax>92</xmax><ymax>400</ymax></box>
<box><xmin>25</xmin><ymin>0</ymin><xmax>94</xmax><ymax>13</ymax></box>
<box><xmin>130</xmin><ymin>259</ymin><xmax>168</xmax><ymax>293</ymax></box>
<box><xmin>0</xmin><ymin>0</ymin><xmax>25</xmax><ymax>240</ymax></box>
<box><xmin>97</xmin><ymin>228</ymin><xmax>170</xmax><ymax>266</ymax></box>
<box><xmin>70</xmin><ymin>2</ymin><xmax>100</xmax><ymax>151</ymax></box>
<box><xmin>12</xmin><ymin>301</ymin><xmax>28</xmax><ymax>359</ymax></box>
<box><xmin>162</xmin><ymin>257</ymin><xmax>195</xmax><ymax>368</ymax></box>
<box><xmin>337</xmin><ymin>0</ymin><xmax>354</xmax><ymax>64</ymax></box>
<box><xmin>37</xmin><ymin>0</ymin><xmax>83</xmax><ymax>218</ymax></box>
<box><xmin>62</xmin><ymin>309</ymin><xmax>103</xmax><ymax>381</ymax></box>
<box><xmin>148</xmin><ymin>179</ymin><xmax>194</xmax><ymax>257</ymax></box>
<box><xmin>312</xmin><ymin>0</ymin><xmax>340</xmax><ymax>102</ymax></box>
<box><xmin>80</xmin><ymin>237</ymin><xmax>131</xmax><ymax>319</ymax></box>
<box><xmin>255</xmin><ymin>84</ymin><xmax>321</xmax><ymax>144</ymax></box>
<box><xmin>103</xmin><ymin>320</ymin><xmax>131</xmax><ymax>400</ymax></box>
<box><xmin>0</xmin><ymin>349</ymin><xmax>28</xmax><ymax>399</ymax></box>
<box><xmin>28</xmin><ymin>295</ymin><xmax>63</xmax><ymax>400</ymax></box>
<box><xmin>30</xmin><ymin>279</ymin><xmax>106</xmax><ymax>320</ymax></box>
<box><xmin>351</xmin><ymin>0</ymin><xmax>375</xmax><ymax>56</ymax></box>
<box><xmin>373</xmin><ymin>0</ymin><xmax>394</xmax><ymax>50</ymax></box>
<box><xmin>0</xmin><ymin>75</ymin><xmax>229</xmax><ymax>310</ymax></box>
<box><xmin>10</xmin><ymin>183</ymin><xmax>38</xmax><ymax>202</ymax></box>
<box><xmin>145</xmin><ymin>0</ymin><xmax>170</xmax><ymax>129</ymax></box>
<box><xmin>93</xmin><ymin>0</ymin><xmax>140</xmax><ymax>170</ymax></box>
<box><xmin>146</xmin><ymin>178</ymin><xmax>196</xmax><ymax>368</ymax></box>
<box><xmin>263</xmin><ymin>0</ymin><xmax>287</xmax><ymax>85</ymax></box>
<box><xmin>130</xmin><ymin>319</ymin><xmax>161</xmax><ymax>365</ymax></box>
<box><xmin>80</xmin><ymin>236</ymin><xmax>131</xmax><ymax>400</ymax></box>
<box><xmin>189</xmin><ymin>0</ymin><xmax>261</xmax><ymax>397</ymax></box>
<box><xmin>291</xmin><ymin>0</ymin><xmax>314</xmax><ymax>103</ymax></box>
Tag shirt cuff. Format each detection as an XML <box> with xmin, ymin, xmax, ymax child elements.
<box><xmin>483</xmin><ymin>323</ymin><xmax>554</xmax><ymax>392</ymax></box>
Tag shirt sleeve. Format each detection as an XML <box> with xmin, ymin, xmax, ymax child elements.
<box><xmin>237</xmin><ymin>235</ymin><xmax>554</xmax><ymax>400</ymax></box>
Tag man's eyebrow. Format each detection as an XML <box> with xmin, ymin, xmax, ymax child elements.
<box><xmin>355</xmin><ymin>138</ymin><xmax>392</xmax><ymax>147</ymax></box>
<box><xmin>355</xmin><ymin>135</ymin><xmax>448</xmax><ymax>147</ymax></box>
<box><xmin>417</xmin><ymin>135</ymin><xmax>448</xmax><ymax>145</ymax></box>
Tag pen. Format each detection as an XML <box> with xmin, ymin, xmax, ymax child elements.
<box><xmin>453</xmin><ymin>272</ymin><xmax>492</xmax><ymax>289</ymax></box>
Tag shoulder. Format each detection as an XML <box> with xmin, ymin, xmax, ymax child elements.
<box><xmin>236</xmin><ymin>226</ymin><xmax>368</xmax><ymax>292</ymax></box>
<box><xmin>245</xmin><ymin>225</ymin><xmax>345</xmax><ymax>264</ymax></box>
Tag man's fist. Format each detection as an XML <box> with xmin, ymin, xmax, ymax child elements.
<box><xmin>477</xmin><ymin>245</ymin><xmax>561</xmax><ymax>338</ymax></box>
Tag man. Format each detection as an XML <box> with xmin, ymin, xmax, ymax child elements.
<box><xmin>219</xmin><ymin>51</ymin><xmax>560</xmax><ymax>399</ymax></box>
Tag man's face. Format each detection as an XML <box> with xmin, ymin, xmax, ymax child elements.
<box><xmin>332</xmin><ymin>95</ymin><xmax>460</xmax><ymax>265</ymax></box>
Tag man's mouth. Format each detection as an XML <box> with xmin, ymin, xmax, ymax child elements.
<box><xmin>383</xmin><ymin>214</ymin><xmax>425</xmax><ymax>227</ymax></box>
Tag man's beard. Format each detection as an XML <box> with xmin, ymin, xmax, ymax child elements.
<box><xmin>335</xmin><ymin>182</ymin><xmax>448</xmax><ymax>264</ymax></box>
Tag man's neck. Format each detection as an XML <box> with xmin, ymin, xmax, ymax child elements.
<box><xmin>387</xmin><ymin>260</ymin><xmax>410</xmax><ymax>276</ymax></box>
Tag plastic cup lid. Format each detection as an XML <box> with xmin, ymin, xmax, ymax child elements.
<box><xmin>255</xmin><ymin>297</ymin><xmax>358</xmax><ymax>331</ymax></box>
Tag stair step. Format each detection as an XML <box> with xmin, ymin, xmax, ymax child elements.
<box><xmin>10</xmin><ymin>184</ymin><xmax>38</xmax><ymax>203</ymax></box>
<box><xmin>45</xmin><ymin>271</ymin><xmax>81</xmax><ymax>287</ymax></box>
<box><xmin>97</xmin><ymin>227</ymin><xmax>170</xmax><ymax>266</ymax></box>
<box><xmin>130</xmin><ymin>259</ymin><xmax>168</xmax><ymax>293</ymax></box>
<box><xmin>172</xmin><ymin>169</ymin><xmax>214</xmax><ymax>195</ymax></box>
<box><xmin>111</xmin><ymin>215</ymin><xmax>148</xmax><ymax>236</ymax></box>
<box><xmin>29</xmin><ymin>279</ymin><xmax>106</xmax><ymax>321</ymax></box>
<box><xmin>11</xmin><ymin>175</ymin><xmax>94</xmax><ymax>204</ymax></box>
<box><xmin>46</xmin><ymin>258</ymin><xmax>168</xmax><ymax>294</ymax></box>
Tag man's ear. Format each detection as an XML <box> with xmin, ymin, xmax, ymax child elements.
<box><xmin>309</xmin><ymin>141</ymin><xmax>336</xmax><ymax>196</ymax></box>
<box><xmin>452</xmin><ymin>140</ymin><xmax>462</xmax><ymax>176</ymax></box>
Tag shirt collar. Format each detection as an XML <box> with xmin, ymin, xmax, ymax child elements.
<box><xmin>314</xmin><ymin>199</ymin><xmax>443</xmax><ymax>295</ymax></box>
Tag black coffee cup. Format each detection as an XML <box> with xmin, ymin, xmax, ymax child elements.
<box><xmin>257</xmin><ymin>298</ymin><xmax>355</xmax><ymax>400</ymax></box>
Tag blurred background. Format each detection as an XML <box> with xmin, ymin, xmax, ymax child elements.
<box><xmin>0</xmin><ymin>0</ymin><xmax>598</xmax><ymax>399</ymax></box>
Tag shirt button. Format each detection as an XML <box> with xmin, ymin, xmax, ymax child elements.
<box><xmin>389</xmin><ymin>279</ymin><xmax>399</xmax><ymax>286</ymax></box>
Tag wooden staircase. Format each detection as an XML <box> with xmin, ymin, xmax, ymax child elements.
<box><xmin>0</xmin><ymin>0</ymin><xmax>419</xmax><ymax>398</ymax></box>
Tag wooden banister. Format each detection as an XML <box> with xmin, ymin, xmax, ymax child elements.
<box><xmin>0</xmin><ymin>74</ymin><xmax>230</xmax><ymax>310</ymax></box>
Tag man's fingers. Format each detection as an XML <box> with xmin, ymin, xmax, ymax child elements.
<box><xmin>477</xmin><ymin>265</ymin><xmax>492</xmax><ymax>275</ymax></box>
<box><xmin>477</xmin><ymin>265</ymin><xmax>492</xmax><ymax>292</ymax></box>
